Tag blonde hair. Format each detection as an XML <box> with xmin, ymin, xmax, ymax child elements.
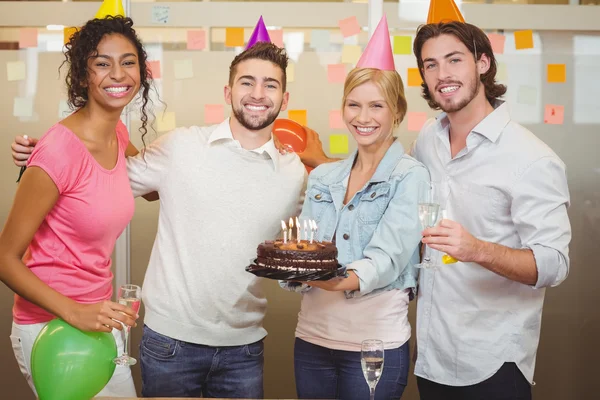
<box><xmin>341</xmin><ymin>68</ymin><xmax>408</xmax><ymax>127</ymax></box>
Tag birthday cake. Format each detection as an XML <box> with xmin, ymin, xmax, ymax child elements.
<box><xmin>256</xmin><ymin>239</ymin><xmax>338</xmax><ymax>272</ymax></box>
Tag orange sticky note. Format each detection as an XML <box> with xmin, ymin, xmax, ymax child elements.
<box><xmin>544</xmin><ymin>105</ymin><xmax>564</xmax><ymax>125</ymax></box>
<box><xmin>63</xmin><ymin>27</ymin><xmax>78</xmax><ymax>45</ymax></box>
<box><xmin>327</xmin><ymin>64</ymin><xmax>347</xmax><ymax>83</ymax></box>
<box><xmin>514</xmin><ymin>30</ymin><xmax>534</xmax><ymax>50</ymax></box>
<box><xmin>338</xmin><ymin>16</ymin><xmax>361</xmax><ymax>38</ymax></box>
<box><xmin>487</xmin><ymin>33</ymin><xmax>505</xmax><ymax>54</ymax></box>
<box><xmin>329</xmin><ymin>134</ymin><xmax>349</xmax><ymax>154</ymax></box>
<box><xmin>407</xmin><ymin>68</ymin><xmax>423</xmax><ymax>87</ymax></box>
<box><xmin>547</xmin><ymin>64</ymin><xmax>566</xmax><ymax>83</ymax></box>
<box><xmin>407</xmin><ymin>112</ymin><xmax>428</xmax><ymax>132</ymax></box>
<box><xmin>147</xmin><ymin>60</ymin><xmax>162</xmax><ymax>79</ymax></box>
<box><xmin>19</xmin><ymin>28</ymin><xmax>38</xmax><ymax>49</ymax></box>
<box><xmin>329</xmin><ymin>110</ymin><xmax>345</xmax><ymax>130</ymax></box>
<box><xmin>187</xmin><ymin>30</ymin><xmax>206</xmax><ymax>50</ymax></box>
<box><xmin>226</xmin><ymin>28</ymin><xmax>244</xmax><ymax>47</ymax></box>
<box><xmin>269</xmin><ymin>29</ymin><xmax>284</xmax><ymax>48</ymax></box>
<box><xmin>288</xmin><ymin>110</ymin><xmax>307</xmax><ymax>127</ymax></box>
<box><xmin>205</xmin><ymin>104</ymin><xmax>225</xmax><ymax>124</ymax></box>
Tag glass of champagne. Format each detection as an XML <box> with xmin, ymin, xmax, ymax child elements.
<box><xmin>416</xmin><ymin>181</ymin><xmax>441</xmax><ymax>269</ymax></box>
<box><xmin>113</xmin><ymin>284</ymin><xmax>141</xmax><ymax>366</ymax></box>
<box><xmin>361</xmin><ymin>339</ymin><xmax>384</xmax><ymax>400</ymax></box>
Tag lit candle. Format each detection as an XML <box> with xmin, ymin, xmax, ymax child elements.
<box><xmin>303</xmin><ymin>220</ymin><xmax>308</xmax><ymax>241</ymax></box>
<box><xmin>309</xmin><ymin>220</ymin><xmax>315</xmax><ymax>243</ymax></box>
<box><xmin>288</xmin><ymin>217</ymin><xmax>293</xmax><ymax>241</ymax></box>
<box><xmin>281</xmin><ymin>220</ymin><xmax>287</xmax><ymax>243</ymax></box>
<box><xmin>313</xmin><ymin>220</ymin><xmax>318</xmax><ymax>242</ymax></box>
<box><xmin>295</xmin><ymin>217</ymin><xmax>300</xmax><ymax>243</ymax></box>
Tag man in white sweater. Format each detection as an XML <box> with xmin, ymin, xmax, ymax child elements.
<box><xmin>11</xmin><ymin>42</ymin><xmax>306</xmax><ymax>398</ymax></box>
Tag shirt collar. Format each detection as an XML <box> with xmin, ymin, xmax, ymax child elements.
<box><xmin>434</xmin><ymin>100</ymin><xmax>511</xmax><ymax>143</ymax></box>
<box><xmin>207</xmin><ymin>118</ymin><xmax>280</xmax><ymax>171</ymax></box>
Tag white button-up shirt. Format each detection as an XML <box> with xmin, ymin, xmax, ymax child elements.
<box><xmin>412</xmin><ymin>101</ymin><xmax>571</xmax><ymax>386</ymax></box>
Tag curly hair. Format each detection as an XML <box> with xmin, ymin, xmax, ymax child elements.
<box><xmin>61</xmin><ymin>16</ymin><xmax>153</xmax><ymax>144</ymax></box>
<box><xmin>413</xmin><ymin>21</ymin><xmax>507</xmax><ymax>109</ymax></box>
<box><xmin>229</xmin><ymin>42</ymin><xmax>289</xmax><ymax>92</ymax></box>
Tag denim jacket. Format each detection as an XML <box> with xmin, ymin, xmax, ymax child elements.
<box><xmin>282</xmin><ymin>140</ymin><xmax>430</xmax><ymax>299</ymax></box>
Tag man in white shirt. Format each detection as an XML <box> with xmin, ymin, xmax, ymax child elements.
<box><xmin>410</xmin><ymin>21</ymin><xmax>571</xmax><ymax>400</ymax></box>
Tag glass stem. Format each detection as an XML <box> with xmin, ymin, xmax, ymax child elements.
<box><xmin>369</xmin><ymin>387</ymin><xmax>375</xmax><ymax>400</ymax></box>
<box><xmin>123</xmin><ymin>325</ymin><xmax>130</xmax><ymax>356</ymax></box>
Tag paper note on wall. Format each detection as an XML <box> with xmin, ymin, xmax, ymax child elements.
<box><xmin>329</xmin><ymin>110</ymin><xmax>345</xmax><ymax>130</ymax></box>
<box><xmin>226</xmin><ymin>28</ymin><xmax>244</xmax><ymax>47</ymax></box>
<box><xmin>288</xmin><ymin>110</ymin><xmax>307</xmax><ymax>127</ymax></box>
<box><xmin>14</xmin><ymin>98</ymin><xmax>33</xmax><ymax>118</ymax></box>
<box><xmin>496</xmin><ymin>62</ymin><xmax>507</xmax><ymax>81</ymax></box>
<box><xmin>514</xmin><ymin>30</ymin><xmax>534</xmax><ymax>50</ymax></box>
<box><xmin>151</xmin><ymin>6</ymin><xmax>170</xmax><ymax>24</ymax></box>
<box><xmin>174</xmin><ymin>59</ymin><xmax>194</xmax><ymax>80</ymax></box>
<box><xmin>147</xmin><ymin>60</ymin><xmax>162</xmax><ymax>79</ymax></box>
<box><xmin>186</xmin><ymin>30</ymin><xmax>206</xmax><ymax>50</ymax></box>
<box><xmin>407</xmin><ymin>68</ymin><xmax>422</xmax><ymax>87</ymax></box>
<box><xmin>544</xmin><ymin>105</ymin><xmax>564</xmax><ymax>125</ymax></box>
<box><xmin>157</xmin><ymin>111</ymin><xmax>177</xmax><ymax>132</ymax></box>
<box><xmin>407</xmin><ymin>112</ymin><xmax>428</xmax><ymax>132</ymax></box>
<box><xmin>393</xmin><ymin>36</ymin><xmax>412</xmax><ymax>55</ymax></box>
<box><xmin>329</xmin><ymin>134</ymin><xmax>349</xmax><ymax>154</ymax></box>
<box><xmin>310</xmin><ymin>30</ymin><xmax>330</xmax><ymax>50</ymax></box>
<box><xmin>269</xmin><ymin>29</ymin><xmax>284</xmax><ymax>48</ymax></box>
<box><xmin>516</xmin><ymin>86</ymin><xmax>537</xmax><ymax>106</ymax></box>
<box><xmin>19</xmin><ymin>28</ymin><xmax>38</xmax><ymax>49</ymax></box>
<box><xmin>63</xmin><ymin>27</ymin><xmax>78</xmax><ymax>45</ymax></box>
<box><xmin>327</xmin><ymin>64</ymin><xmax>346</xmax><ymax>83</ymax></box>
<box><xmin>341</xmin><ymin>45</ymin><xmax>361</xmax><ymax>64</ymax></box>
<box><xmin>286</xmin><ymin>63</ymin><xmax>295</xmax><ymax>83</ymax></box>
<box><xmin>338</xmin><ymin>16</ymin><xmax>361</xmax><ymax>38</ymax></box>
<box><xmin>487</xmin><ymin>33</ymin><xmax>505</xmax><ymax>54</ymax></box>
<box><xmin>7</xmin><ymin>61</ymin><xmax>26</xmax><ymax>81</ymax></box>
<box><xmin>547</xmin><ymin>64</ymin><xmax>566</xmax><ymax>83</ymax></box>
<box><xmin>205</xmin><ymin>104</ymin><xmax>225</xmax><ymax>124</ymax></box>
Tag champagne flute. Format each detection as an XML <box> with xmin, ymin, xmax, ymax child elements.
<box><xmin>416</xmin><ymin>182</ymin><xmax>441</xmax><ymax>269</ymax></box>
<box><xmin>113</xmin><ymin>284</ymin><xmax>141</xmax><ymax>366</ymax></box>
<box><xmin>361</xmin><ymin>339</ymin><xmax>384</xmax><ymax>400</ymax></box>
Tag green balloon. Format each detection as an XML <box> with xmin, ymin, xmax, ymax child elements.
<box><xmin>31</xmin><ymin>319</ymin><xmax>117</xmax><ymax>400</ymax></box>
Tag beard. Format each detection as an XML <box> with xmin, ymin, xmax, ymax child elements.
<box><xmin>430</xmin><ymin>72</ymin><xmax>480</xmax><ymax>114</ymax></box>
<box><xmin>232</xmin><ymin>101</ymin><xmax>282</xmax><ymax>131</ymax></box>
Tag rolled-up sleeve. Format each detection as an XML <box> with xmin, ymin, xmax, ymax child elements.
<box><xmin>346</xmin><ymin>165</ymin><xmax>430</xmax><ymax>297</ymax></box>
<box><xmin>510</xmin><ymin>156</ymin><xmax>571</xmax><ymax>288</ymax></box>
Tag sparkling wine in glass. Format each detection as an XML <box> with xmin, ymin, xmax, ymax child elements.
<box><xmin>113</xmin><ymin>284</ymin><xmax>141</xmax><ymax>366</ymax></box>
<box><xmin>416</xmin><ymin>182</ymin><xmax>441</xmax><ymax>269</ymax></box>
<box><xmin>361</xmin><ymin>339</ymin><xmax>384</xmax><ymax>400</ymax></box>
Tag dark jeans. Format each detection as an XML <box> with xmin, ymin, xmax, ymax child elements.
<box><xmin>417</xmin><ymin>362</ymin><xmax>532</xmax><ymax>400</ymax></box>
<box><xmin>294</xmin><ymin>338</ymin><xmax>409</xmax><ymax>399</ymax></box>
<box><xmin>140</xmin><ymin>325</ymin><xmax>264</xmax><ymax>398</ymax></box>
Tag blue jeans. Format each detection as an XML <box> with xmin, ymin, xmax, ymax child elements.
<box><xmin>294</xmin><ymin>338</ymin><xmax>409</xmax><ymax>399</ymax></box>
<box><xmin>140</xmin><ymin>325</ymin><xmax>264</xmax><ymax>398</ymax></box>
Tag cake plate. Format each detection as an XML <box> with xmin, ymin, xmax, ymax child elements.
<box><xmin>245</xmin><ymin>261</ymin><xmax>347</xmax><ymax>282</ymax></box>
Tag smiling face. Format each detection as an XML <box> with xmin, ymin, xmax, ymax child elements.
<box><xmin>420</xmin><ymin>33</ymin><xmax>489</xmax><ymax>114</ymax></box>
<box><xmin>225</xmin><ymin>58</ymin><xmax>289</xmax><ymax>131</ymax></box>
<box><xmin>343</xmin><ymin>80</ymin><xmax>396</xmax><ymax>150</ymax></box>
<box><xmin>85</xmin><ymin>33</ymin><xmax>140</xmax><ymax>111</ymax></box>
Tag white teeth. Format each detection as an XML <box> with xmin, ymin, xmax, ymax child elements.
<box><xmin>246</xmin><ymin>105</ymin><xmax>267</xmax><ymax>111</ymax></box>
<box><xmin>356</xmin><ymin>126</ymin><xmax>376</xmax><ymax>133</ymax></box>
<box><xmin>440</xmin><ymin>86</ymin><xmax>459</xmax><ymax>93</ymax></box>
<box><xmin>105</xmin><ymin>87</ymin><xmax>128</xmax><ymax>93</ymax></box>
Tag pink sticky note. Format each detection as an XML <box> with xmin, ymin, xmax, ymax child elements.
<box><xmin>407</xmin><ymin>112</ymin><xmax>428</xmax><ymax>132</ymax></box>
<box><xmin>19</xmin><ymin>28</ymin><xmax>38</xmax><ymax>49</ymax></box>
<box><xmin>269</xmin><ymin>29</ymin><xmax>284</xmax><ymax>48</ymax></box>
<box><xmin>327</xmin><ymin>64</ymin><xmax>346</xmax><ymax>83</ymax></box>
<box><xmin>329</xmin><ymin>110</ymin><xmax>345</xmax><ymax>129</ymax></box>
<box><xmin>205</xmin><ymin>104</ymin><xmax>225</xmax><ymax>124</ymax></box>
<box><xmin>338</xmin><ymin>16</ymin><xmax>361</xmax><ymax>38</ymax></box>
<box><xmin>147</xmin><ymin>60</ymin><xmax>162</xmax><ymax>79</ymax></box>
<box><xmin>187</xmin><ymin>30</ymin><xmax>206</xmax><ymax>50</ymax></box>
<box><xmin>487</xmin><ymin>33</ymin><xmax>505</xmax><ymax>54</ymax></box>
<box><xmin>544</xmin><ymin>105</ymin><xmax>564</xmax><ymax>125</ymax></box>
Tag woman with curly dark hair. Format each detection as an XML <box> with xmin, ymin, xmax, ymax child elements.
<box><xmin>0</xmin><ymin>16</ymin><xmax>152</xmax><ymax>397</ymax></box>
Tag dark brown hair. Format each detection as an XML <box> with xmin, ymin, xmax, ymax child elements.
<box><xmin>413</xmin><ymin>21</ymin><xmax>506</xmax><ymax>109</ymax></box>
<box><xmin>228</xmin><ymin>42</ymin><xmax>288</xmax><ymax>92</ymax></box>
<box><xmin>62</xmin><ymin>16</ymin><xmax>153</xmax><ymax>144</ymax></box>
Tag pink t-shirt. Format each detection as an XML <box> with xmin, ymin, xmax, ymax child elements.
<box><xmin>13</xmin><ymin>121</ymin><xmax>135</xmax><ymax>324</ymax></box>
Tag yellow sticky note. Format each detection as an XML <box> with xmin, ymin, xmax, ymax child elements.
<box><xmin>288</xmin><ymin>110</ymin><xmax>307</xmax><ymax>127</ymax></box>
<box><xmin>226</xmin><ymin>28</ymin><xmax>244</xmax><ymax>47</ymax></box>
<box><xmin>286</xmin><ymin>63</ymin><xmax>295</xmax><ymax>83</ymax></box>
<box><xmin>547</xmin><ymin>64</ymin><xmax>566</xmax><ymax>83</ymax></box>
<box><xmin>63</xmin><ymin>27</ymin><xmax>78</xmax><ymax>45</ymax></box>
<box><xmin>7</xmin><ymin>61</ymin><xmax>26</xmax><ymax>81</ymax></box>
<box><xmin>174</xmin><ymin>59</ymin><xmax>194</xmax><ymax>80</ymax></box>
<box><xmin>393</xmin><ymin>36</ymin><xmax>412</xmax><ymax>55</ymax></box>
<box><xmin>329</xmin><ymin>134</ymin><xmax>349</xmax><ymax>154</ymax></box>
<box><xmin>407</xmin><ymin>68</ymin><xmax>422</xmax><ymax>87</ymax></box>
<box><xmin>341</xmin><ymin>45</ymin><xmax>361</xmax><ymax>64</ymax></box>
<box><xmin>514</xmin><ymin>30</ymin><xmax>534</xmax><ymax>50</ymax></box>
<box><xmin>157</xmin><ymin>111</ymin><xmax>177</xmax><ymax>132</ymax></box>
<box><xmin>496</xmin><ymin>62</ymin><xmax>507</xmax><ymax>81</ymax></box>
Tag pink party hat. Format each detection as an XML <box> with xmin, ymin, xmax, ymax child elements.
<box><xmin>245</xmin><ymin>16</ymin><xmax>271</xmax><ymax>49</ymax></box>
<box><xmin>356</xmin><ymin>15</ymin><xmax>395</xmax><ymax>71</ymax></box>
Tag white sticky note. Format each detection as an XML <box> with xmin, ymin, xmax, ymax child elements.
<box><xmin>157</xmin><ymin>111</ymin><xmax>176</xmax><ymax>132</ymax></box>
<box><xmin>14</xmin><ymin>97</ymin><xmax>33</xmax><ymax>118</ymax></box>
<box><xmin>151</xmin><ymin>6</ymin><xmax>170</xmax><ymax>24</ymax></box>
<box><xmin>516</xmin><ymin>86</ymin><xmax>537</xmax><ymax>106</ymax></box>
<box><xmin>174</xmin><ymin>59</ymin><xmax>194</xmax><ymax>80</ymax></box>
<box><xmin>7</xmin><ymin>61</ymin><xmax>26</xmax><ymax>81</ymax></box>
<box><xmin>58</xmin><ymin>100</ymin><xmax>72</xmax><ymax>118</ymax></box>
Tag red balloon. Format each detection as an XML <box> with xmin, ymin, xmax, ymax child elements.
<box><xmin>273</xmin><ymin>118</ymin><xmax>313</xmax><ymax>173</ymax></box>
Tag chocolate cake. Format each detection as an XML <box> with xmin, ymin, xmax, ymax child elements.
<box><xmin>256</xmin><ymin>240</ymin><xmax>338</xmax><ymax>272</ymax></box>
